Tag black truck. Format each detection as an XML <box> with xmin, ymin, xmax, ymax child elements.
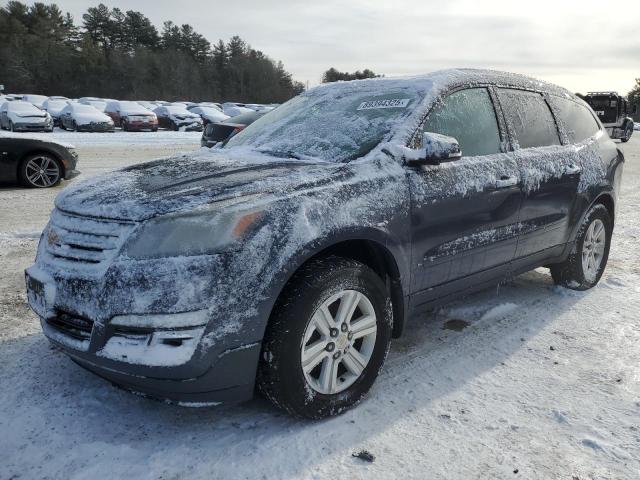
<box><xmin>582</xmin><ymin>91</ymin><xmax>636</xmax><ymax>142</ymax></box>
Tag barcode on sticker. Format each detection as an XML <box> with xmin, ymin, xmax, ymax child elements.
<box><xmin>357</xmin><ymin>98</ymin><xmax>410</xmax><ymax>110</ymax></box>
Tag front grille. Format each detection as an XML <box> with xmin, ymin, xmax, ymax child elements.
<box><xmin>47</xmin><ymin>311</ymin><xmax>94</xmax><ymax>341</ymax></box>
<box><xmin>45</xmin><ymin>209</ymin><xmax>135</xmax><ymax>266</ymax></box>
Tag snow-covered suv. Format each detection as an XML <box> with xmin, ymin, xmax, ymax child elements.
<box><xmin>25</xmin><ymin>69</ymin><xmax>623</xmax><ymax>418</ymax></box>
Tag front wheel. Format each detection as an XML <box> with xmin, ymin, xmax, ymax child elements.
<box><xmin>258</xmin><ymin>256</ymin><xmax>392</xmax><ymax>419</ymax></box>
<box><xmin>621</xmin><ymin>125</ymin><xmax>632</xmax><ymax>143</ymax></box>
<box><xmin>18</xmin><ymin>153</ymin><xmax>62</xmax><ymax>188</ymax></box>
<box><xmin>550</xmin><ymin>204</ymin><xmax>612</xmax><ymax>290</ymax></box>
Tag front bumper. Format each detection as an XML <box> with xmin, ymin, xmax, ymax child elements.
<box><xmin>14</xmin><ymin>122</ymin><xmax>53</xmax><ymax>132</ymax></box>
<box><xmin>25</xmin><ymin>251</ymin><xmax>264</xmax><ymax>405</ymax></box>
<box><xmin>174</xmin><ymin>119</ymin><xmax>203</xmax><ymax>132</ymax></box>
<box><xmin>125</xmin><ymin>121</ymin><xmax>158</xmax><ymax>131</ymax></box>
<box><xmin>77</xmin><ymin>122</ymin><xmax>115</xmax><ymax>133</ymax></box>
<box><xmin>63</xmin><ymin>169</ymin><xmax>81</xmax><ymax>180</ymax></box>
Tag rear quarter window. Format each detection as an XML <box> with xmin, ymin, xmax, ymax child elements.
<box><xmin>498</xmin><ymin>89</ymin><xmax>561</xmax><ymax>149</ymax></box>
<box><xmin>550</xmin><ymin>96</ymin><xmax>600</xmax><ymax>143</ymax></box>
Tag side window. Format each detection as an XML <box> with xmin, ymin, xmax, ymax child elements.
<box><xmin>422</xmin><ymin>88</ymin><xmax>501</xmax><ymax>157</ymax></box>
<box><xmin>551</xmin><ymin>96</ymin><xmax>600</xmax><ymax>143</ymax></box>
<box><xmin>498</xmin><ymin>89</ymin><xmax>560</xmax><ymax>149</ymax></box>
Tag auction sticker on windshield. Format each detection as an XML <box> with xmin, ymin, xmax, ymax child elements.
<box><xmin>357</xmin><ymin>98</ymin><xmax>411</xmax><ymax>110</ymax></box>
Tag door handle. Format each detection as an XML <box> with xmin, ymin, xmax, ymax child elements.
<box><xmin>495</xmin><ymin>176</ymin><xmax>519</xmax><ymax>189</ymax></box>
<box><xmin>565</xmin><ymin>164</ymin><xmax>582</xmax><ymax>175</ymax></box>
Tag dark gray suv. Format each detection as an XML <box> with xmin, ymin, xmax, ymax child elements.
<box><xmin>25</xmin><ymin>69</ymin><xmax>623</xmax><ymax>418</ymax></box>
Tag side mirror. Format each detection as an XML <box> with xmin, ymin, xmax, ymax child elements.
<box><xmin>407</xmin><ymin>132</ymin><xmax>462</xmax><ymax>166</ymax></box>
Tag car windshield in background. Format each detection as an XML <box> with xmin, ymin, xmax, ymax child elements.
<box><xmin>166</xmin><ymin>106</ymin><xmax>189</xmax><ymax>114</ymax></box>
<box><xmin>74</xmin><ymin>105</ymin><xmax>97</xmax><ymax>113</ymax></box>
<box><xmin>224</xmin><ymin>86</ymin><xmax>423</xmax><ymax>162</ymax></box>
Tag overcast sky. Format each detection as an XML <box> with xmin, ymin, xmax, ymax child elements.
<box><xmin>58</xmin><ymin>0</ymin><xmax>640</xmax><ymax>94</ymax></box>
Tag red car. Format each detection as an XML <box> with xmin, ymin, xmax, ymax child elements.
<box><xmin>104</xmin><ymin>101</ymin><xmax>158</xmax><ymax>131</ymax></box>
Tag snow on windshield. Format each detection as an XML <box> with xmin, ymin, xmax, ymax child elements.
<box><xmin>10</xmin><ymin>101</ymin><xmax>41</xmax><ymax>113</ymax></box>
<box><xmin>224</xmin><ymin>84</ymin><xmax>426</xmax><ymax>162</ymax></box>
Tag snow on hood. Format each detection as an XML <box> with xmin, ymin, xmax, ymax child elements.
<box><xmin>74</xmin><ymin>112</ymin><xmax>112</xmax><ymax>125</ymax></box>
<box><xmin>54</xmin><ymin>148</ymin><xmax>341</xmax><ymax>221</ymax></box>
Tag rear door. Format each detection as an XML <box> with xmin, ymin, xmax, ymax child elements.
<box><xmin>496</xmin><ymin>88</ymin><xmax>580</xmax><ymax>260</ymax></box>
<box><xmin>408</xmin><ymin>87</ymin><xmax>523</xmax><ymax>302</ymax></box>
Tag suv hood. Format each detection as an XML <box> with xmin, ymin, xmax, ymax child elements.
<box><xmin>54</xmin><ymin>150</ymin><xmax>341</xmax><ymax>221</ymax></box>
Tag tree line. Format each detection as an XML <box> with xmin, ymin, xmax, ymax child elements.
<box><xmin>321</xmin><ymin>67</ymin><xmax>380</xmax><ymax>83</ymax></box>
<box><xmin>0</xmin><ymin>1</ymin><xmax>305</xmax><ymax>102</ymax></box>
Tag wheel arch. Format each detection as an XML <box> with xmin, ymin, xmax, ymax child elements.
<box><xmin>266</xmin><ymin>232</ymin><xmax>410</xmax><ymax>342</ymax></box>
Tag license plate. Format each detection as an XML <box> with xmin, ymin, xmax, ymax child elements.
<box><xmin>25</xmin><ymin>271</ymin><xmax>55</xmax><ymax>318</ymax></box>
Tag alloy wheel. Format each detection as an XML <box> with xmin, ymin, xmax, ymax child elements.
<box><xmin>301</xmin><ymin>289</ymin><xmax>377</xmax><ymax>395</ymax></box>
<box><xmin>25</xmin><ymin>156</ymin><xmax>60</xmax><ymax>187</ymax></box>
<box><xmin>582</xmin><ymin>218</ymin><xmax>606</xmax><ymax>281</ymax></box>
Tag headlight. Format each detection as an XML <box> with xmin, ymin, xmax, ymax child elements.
<box><xmin>124</xmin><ymin>195</ymin><xmax>265</xmax><ymax>259</ymax></box>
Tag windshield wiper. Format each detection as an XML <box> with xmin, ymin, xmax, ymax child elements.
<box><xmin>258</xmin><ymin>149</ymin><xmax>301</xmax><ymax>160</ymax></box>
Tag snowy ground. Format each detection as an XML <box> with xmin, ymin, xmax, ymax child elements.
<box><xmin>1</xmin><ymin>134</ymin><xmax>639</xmax><ymax>479</ymax></box>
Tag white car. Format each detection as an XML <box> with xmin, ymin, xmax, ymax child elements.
<box><xmin>58</xmin><ymin>102</ymin><xmax>115</xmax><ymax>132</ymax></box>
<box><xmin>222</xmin><ymin>102</ymin><xmax>254</xmax><ymax>117</ymax></box>
<box><xmin>0</xmin><ymin>100</ymin><xmax>53</xmax><ymax>132</ymax></box>
<box><xmin>43</xmin><ymin>99</ymin><xmax>70</xmax><ymax>126</ymax></box>
<box><xmin>21</xmin><ymin>94</ymin><xmax>49</xmax><ymax>109</ymax></box>
<box><xmin>187</xmin><ymin>106</ymin><xmax>229</xmax><ymax>125</ymax></box>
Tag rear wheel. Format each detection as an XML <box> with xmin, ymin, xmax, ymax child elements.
<box><xmin>18</xmin><ymin>153</ymin><xmax>62</xmax><ymax>188</ymax></box>
<box><xmin>621</xmin><ymin>125</ymin><xmax>632</xmax><ymax>143</ymax></box>
<box><xmin>258</xmin><ymin>256</ymin><xmax>392</xmax><ymax>419</ymax></box>
<box><xmin>550</xmin><ymin>204</ymin><xmax>612</xmax><ymax>290</ymax></box>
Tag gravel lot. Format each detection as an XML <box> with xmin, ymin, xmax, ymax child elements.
<box><xmin>1</xmin><ymin>133</ymin><xmax>639</xmax><ymax>479</ymax></box>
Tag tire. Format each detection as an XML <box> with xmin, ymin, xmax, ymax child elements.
<box><xmin>9</xmin><ymin>121</ymin><xmax>15</xmax><ymax>132</ymax></box>
<box><xmin>550</xmin><ymin>204</ymin><xmax>612</xmax><ymax>290</ymax></box>
<box><xmin>122</xmin><ymin>121</ymin><xmax>129</xmax><ymax>132</ymax></box>
<box><xmin>258</xmin><ymin>255</ymin><xmax>392</xmax><ymax>419</ymax></box>
<box><xmin>71</xmin><ymin>121</ymin><xmax>77</xmax><ymax>132</ymax></box>
<box><xmin>171</xmin><ymin>121</ymin><xmax>179</xmax><ymax>131</ymax></box>
<box><xmin>620</xmin><ymin>125</ymin><xmax>632</xmax><ymax>143</ymax></box>
<box><xmin>18</xmin><ymin>153</ymin><xmax>62</xmax><ymax>188</ymax></box>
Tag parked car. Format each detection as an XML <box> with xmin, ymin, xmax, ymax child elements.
<box><xmin>0</xmin><ymin>135</ymin><xmax>79</xmax><ymax>187</ymax></box>
<box><xmin>21</xmin><ymin>94</ymin><xmax>49</xmax><ymax>109</ymax></box>
<box><xmin>104</xmin><ymin>101</ymin><xmax>158</xmax><ymax>131</ymax></box>
<box><xmin>634</xmin><ymin>122</ymin><xmax>640</xmax><ymax>131</ymax></box>
<box><xmin>0</xmin><ymin>100</ymin><xmax>53</xmax><ymax>132</ymax></box>
<box><xmin>188</xmin><ymin>106</ymin><xmax>229</xmax><ymax>125</ymax></box>
<box><xmin>49</xmin><ymin>96</ymin><xmax>70</xmax><ymax>101</ymax></box>
<box><xmin>78</xmin><ymin>99</ymin><xmax>107</xmax><ymax>112</ymax></box>
<box><xmin>222</xmin><ymin>102</ymin><xmax>254</xmax><ymax>117</ymax></box>
<box><xmin>153</xmin><ymin>105</ymin><xmax>203</xmax><ymax>131</ymax></box>
<box><xmin>25</xmin><ymin>69</ymin><xmax>623</xmax><ymax>419</ymax></box>
<box><xmin>58</xmin><ymin>102</ymin><xmax>115</xmax><ymax>132</ymax></box>
<box><xmin>43</xmin><ymin>99</ymin><xmax>69</xmax><ymax>126</ymax></box>
<box><xmin>583</xmin><ymin>92</ymin><xmax>636</xmax><ymax>142</ymax></box>
<box><xmin>200</xmin><ymin>110</ymin><xmax>265</xmax><ymax>147</ymax></box>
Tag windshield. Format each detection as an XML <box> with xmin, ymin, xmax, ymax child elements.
<box><xmin>224</xmin><ymin>84</ymin><xmax>423</xmax><ymax>162</ymax></box>
<box><xmin>10</xmin><ymin>102</ymin><xmax>41</xmax><ymax>113</ymax></box>
<box><xmin>166</xmin><ymin>106</ymin><xmax>190</xmax><ymax>114</ymax></box>
<box><xmin>74</xmin><ymin>104</ymin><xmax>98</xmax><ymax>114</ymax></box>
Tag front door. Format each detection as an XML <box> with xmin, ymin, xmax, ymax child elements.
<box><xmin>408</xmin><ymin>87</ymin><xmax>523</xmax><ymax>304</ymax></box>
